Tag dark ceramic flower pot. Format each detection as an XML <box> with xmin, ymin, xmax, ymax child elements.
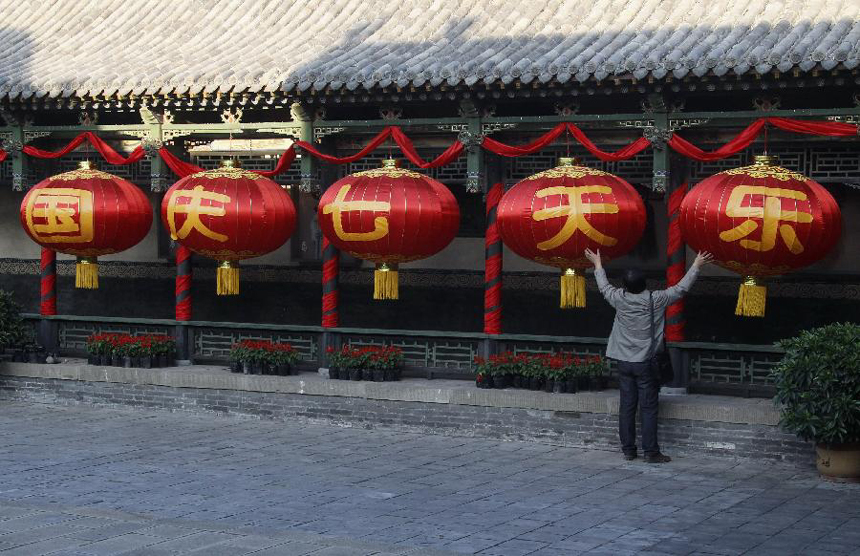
<box><xmin>494</xmin><ymin>375</ymin><xmax>510</xmax><ymax>389</ymax></box>
<box><xmin>140</xmin><ymin>356</ymin><xmax>152</xmax><ymax>369</ymax></box>
<box><xmin>27</xmin><ymin>351</ymin><xmax>42</xmax><ymax>364</ymax></box>
<box><xmin>229</xmin><ymin>361</ymin><xmax>241</xmax><ymax>373</ymax></box>
<box><xmin>87</xmin><ymin>354</ymin><xmax>97</xmax><ymax>365</ymax></box>
<box><xmin>122</xmin><ymin>356</ymin><xmax>133</xmax><ymax>368</ymax></box>
<box><xmin>100</xmin><ymin>354</ymin><xmax>111</xmax><ymax>366</ymax></box>
<box><xmin>577</xmin><ymin>376</ymin><xmax>590</xmax><ymax>391</ymax></box>
<box><xmin>158</xmin><ymin>354</ymin><xmax>169</xmax><ymax>368</ymax></box>
<box><xmin>349</xmin><ymin>369</ymin><xmax>362</xmax><ymax>381</ymax></box>
<box><xmin>553</xmin><ymin>380</ymin><xmax>564</xmax><ymax>394</ymax></box>
<box><xmin>529</xmin><ymin>377</ymin><xmax>542</xmax><ymax>390</ymax></box>
<box><xmin>543</xmin><ymin>379</ymin><xmax>554</xmax><ymax>393</ymax></box>
<box><xmin>242</xmin><ymin>361</ymin><xmax>252</xmax><ymax>374</ymax></box>
<box><xmin>566</xmin><ymin>379</ymin><xmax>578</xmax><ymax>394</ymax></box>
<box><xmin>591</xmin><ymin>376</ymin><xmax>607</xmax><ymax>391</ymax></box>
<box><xmin>373</xmin><ymin>369</ymin><xmax>385</xmax><ymax>382</ymax></box>
<box><xmin>329</xmin><ymin>367</ymin><xmax>339</xmax><ymax>380</ymax></box>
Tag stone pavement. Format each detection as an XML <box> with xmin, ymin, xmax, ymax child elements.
<box><xmin>0</xmin><ymin>403</ymin><xmax>858</xmax><ymax>556</ymax></box>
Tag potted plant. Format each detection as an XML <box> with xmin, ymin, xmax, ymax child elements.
<box><xmin>149</xmin><ymin>335</ymin><xmax>174</xmax><ymax>368</ymax></box>
<box><xmin>585</xmin><ymin>356</ymin><xmax>608</xmax><ymax>391</ymax></box>
<box><xmin>86</xmin><ymin>334</ymin><xmax>104</xmax><ymax>365</ymax></box>
<box><xmin>119</xmin><ymin>335</ymin><xmax>140</xmax><ymax>368</ymax></box>
<box><xmin>574</xmin><ymin>357</ymin><xmax>591</xmax><ymax>391</ymax></box>
<box><xmin>230</xmin><ymin>340</ymin><xmax>254</xmax><ymax>374</ymax></box>
<box><xmin>0</xmin><ymin>290</ymin><xmax>29</xmax><ymax>357</ymax></box>
<box><xmin>328</xmin><ymin>345</ymin><xmax>362</xmax><ymax>380</ymax></box>
<box><xmin>136</xmin><ymin>335</ymin><xmax>155</xmax><ymax>369</ymax></box>
<box><xmin>326</xmin><ymin>346</ymin><xmax>340</xmax><ymax>379</ymax></box>
<box><xmin>108</xmin><ymin>334</ymin><xmax>123</xmax><ymax>367</ymax></box>
<box><xmin>526</xmin><ymin>358</ymin><xmax>544</xmax><ymax>391</ymax></box>
<box><xmin>474</xmin><ymin>356</ymin><xmax>491</xmax><ymax>388</ymax></box>
<box><xmin>379</xmin><ymin>346</ymin><xmax>403</xmax><ymax>381</ymax></box>
<box><xmin>772</xmin><ymin>323</ymin><xmax>860</xmax><ymax>481</ymax></box>
<box><xmin>271</xmin><ymin>342</ymin><xmax>299</xmax><ymax>375</ymax></box>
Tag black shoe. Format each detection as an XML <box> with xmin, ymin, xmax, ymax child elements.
<box><xmin>623</xmin><ymin>453</ymin><xmax>637</xmax><ymax>461</ymax></box>
<box><xmin>644</xmin><ymin>452</ymin><xmax>671</xmax><ymax>463</ymax></box>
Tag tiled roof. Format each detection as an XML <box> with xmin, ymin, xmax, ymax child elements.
<box><xmin>0</xmin><ymin>0</ymin><xmax>858</xmax><ymax>99</ymax></box>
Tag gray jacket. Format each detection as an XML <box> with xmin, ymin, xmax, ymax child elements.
<box><xmin>595</xmin><ymin>266</ymin><xmax>700</xmax><ymax>363</ymax></box>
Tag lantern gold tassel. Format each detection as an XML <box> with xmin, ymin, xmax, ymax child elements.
<box><xmin>735</xmin><ymin>277</ymin><xmax>766</xmax><ymax>317</ymax></box>
<box><xmin>373</xmin><ymin>263</ymin><xmax>399</xmax><ymax>300</ymax></box>
<box><xmin>217</xmin><ymin>261</ymin><xmax>240</xmax><ymax>296</ymax></box>
<box><xmin>560</xmin><ymin>268</ymin><xmax>586</xmax><ymax>309</ymax></box>
<box><xmin>75</xmin><ymin>257</ymin><xmax>98</xmax><ymax>289</ymax></box>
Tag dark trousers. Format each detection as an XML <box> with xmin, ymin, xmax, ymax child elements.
<box><xmin>617</xmin><ymin>360</ymin><xmax>660</xmax><ymax>456</ymax></box>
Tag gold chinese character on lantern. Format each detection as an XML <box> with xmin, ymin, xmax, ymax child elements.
<box><xmin>166</xmin><ymin>186</ymin><xmax>231</xmax><ymax>242</ymax></box>
<box><xmin>532</xmin><ymin>185</ymin><xmax>619</xmax><ymax>250</ymax></box>
<box><xmin>719</xmin><ymin>186</ymin><xmax>813</xmax><ymax>254</ymax></box>
<box><xmin>321</xmin><ymin>184</ymin><xmax>390</xmax><ymax>242</ymax></box>
<box><xmin>23</xmin><ymin>188</ymin><xmax>94</xmax><ymax>243</ymax></box>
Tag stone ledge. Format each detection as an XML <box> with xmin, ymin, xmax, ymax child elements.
<box><xmin>0</xmin><ymin>361</ymin><xmax>780</xmax><ymax>426</ymax></box>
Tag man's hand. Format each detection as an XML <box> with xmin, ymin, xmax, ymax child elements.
<box><xmin>584</xmin><ymin>248</ymin><xmax>602</xmax><ymax>269</ymax></box>
<box><xmin>693</xmin><ymin>251</ymin><xmax>714</xmax><ymax>269</ymax></box>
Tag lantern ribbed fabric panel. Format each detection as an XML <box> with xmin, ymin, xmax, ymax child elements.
<box><xmin>497</xmin><ymin>160</ymin><xmax>645</xmax><ymax>308</ymax></box>
<box><xmin>679</xmin><ymin>157</ymin><xmax>841</xmax><ymax>317</ymax></box>
<box><xmin>160</xmin><ymin>166</ymin><xmax>297</xmax><ymax>295</ymax></box>
<box><xmin>317</xmin><ymin>163</ymin><xmax>460</xmax><ymax>300</ymax></box>
<box><xmin>19</xmin><ymin>166</ymin><xmax>152</xmax><ymax>289</ymax></box>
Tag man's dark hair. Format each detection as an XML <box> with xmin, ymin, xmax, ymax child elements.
<box><xmin>622</xmin><ymin>269</ymin><xmax>646</xmax><ymax>294</ymax></box>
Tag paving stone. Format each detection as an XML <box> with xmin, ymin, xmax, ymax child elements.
<box><xmin>74</xmin><ymin>533</ymin><xmax>162</xmax><ymax>555</ymax></box>
<box><xmin>0</xmin><ymin>402</ymin><xmax>856</xmax><ymax>555</ymax></box>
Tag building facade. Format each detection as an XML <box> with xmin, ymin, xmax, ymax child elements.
<box><xmin>1</xmin><ymin>0</ymin><xmax>859</xmax><ymax>394</ymax></box>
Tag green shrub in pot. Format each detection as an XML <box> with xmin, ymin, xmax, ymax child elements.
<box><xmin>772</xmin><ymin>323</ymin><xmax>860</xmax><ymax>481</ymax></box>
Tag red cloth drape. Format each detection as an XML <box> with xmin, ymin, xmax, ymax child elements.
<box><xmin>39</xmin><ymin>248</ymin><xmax>57</xmax><ymax>316</ymax></box>
<box><xmin>482</xmin><ymin>123</ymin><xmax>651</xmax><ymax>161</ymax></box>
<box><xmin>175</xmin><ymin>245</ymin><xmax>192</xmax><ymax>321</ymax></box>
<box><xmin>321</xmin><ymin>236</ymin><xmax>339</xmax><ymax>328</ymax></box>
<box><xmin>158</xmin><ymin>147</ymin><xmax>204</xmax><ymax>177</ymax></box>
<box><xmin>294</xmin><ymin>127</ymin><xmax>395</xmax><ymax>164</ymax></box>
<box><xmin>389</xmin><ymin>127</ymin><xmax>465</xmax><ymax>168</ymax></box>
<box><xmin>665</xmin><ymin>186</ymin><xmax>687</xmax><ymax>342</ymax></box>
<box><xmin>667</xmin><ymin>120</ymin><xmax>767</xmax><ymax>161</ymax></box>
<box><xmin>23</xmin><ymin>132</ymin><xmax>146</xmax><ymax>164</ymax></box>
<box><xmin>258</xmin><ymin>147</ymin><xmax>297</xmax><ymax>177</ymax></box>
<box><xmin>767</xmin><ymin>117</ymin><xmax>858</xmax><ymax>137</ymax></box>
<box><xmin>483</xmin><ymin>182</ymin><xmax>504</xmax><ymax>335</ymax></box>
<box><xmin>668</xmin><ymin>117</ymin><xmax>860</xmax><ymax>161</ymax></box>
<box><xmin>293</xmin><ymin>126</ymin><xmax>465</xmax><ymax>167</ymax></box>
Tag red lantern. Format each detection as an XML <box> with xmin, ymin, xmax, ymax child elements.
<box><xmin>317</xmin><ymin>159</ymin><xmax>459</xmax><ymax>299</ymax></box>
<box><xmin>680</xmin><ymin>155</ymin><xmax>841</xmax><ymax>317</ymax></box>
<box><xmin>161</xmin><ymin>161</ymin><xmax>296</xmax><ymax>295</ymax></box>
<box><xmin>497</xmin><ymin>157</ymin><xmax>646</xmax><ymax>308</ymax></box>
<box><xmin>20</xmin><ymin>161</ymin><xmax>152</xmax><ymax>289</ymax></box>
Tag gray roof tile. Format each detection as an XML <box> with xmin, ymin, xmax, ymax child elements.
<box><xmin>0</xmin><ymin>0</ymin><xmax>858</xmax><ymax>99</ymax></box>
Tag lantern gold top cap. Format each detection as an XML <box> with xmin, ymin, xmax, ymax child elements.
<box><xmin>558</xmin><ymin>157</ymin><xmax>579</xmax><ymax>166</ymax></box>
<box><xmin>219</xmin><ymin>158</ymin><xmax>242</xmax><ymax>169</ymax></box>
<box><xmin>78</xmin><ymin>160</ymin><xmax>94</xmax><ymax>170</ymax></box>
<box><xmin>381</xmin><ymin>158</ymin><xmax>400</xmax><ymax>168</ymax></box>
<box><xmin>753</xmin><ymin>154</ymin><xmax>778</xmax><ymax>165</ymax></box>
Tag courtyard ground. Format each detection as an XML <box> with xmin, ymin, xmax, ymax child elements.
<box><xmin>0</xmin><ymin>401</ymin><xmax>858</xmax><ymax>556</ymax></box>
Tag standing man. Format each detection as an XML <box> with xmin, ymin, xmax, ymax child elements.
<box><xmin>584</xmin><ymin>248</ymin><xmax>713</xmax><ymax>463</ymax></box>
